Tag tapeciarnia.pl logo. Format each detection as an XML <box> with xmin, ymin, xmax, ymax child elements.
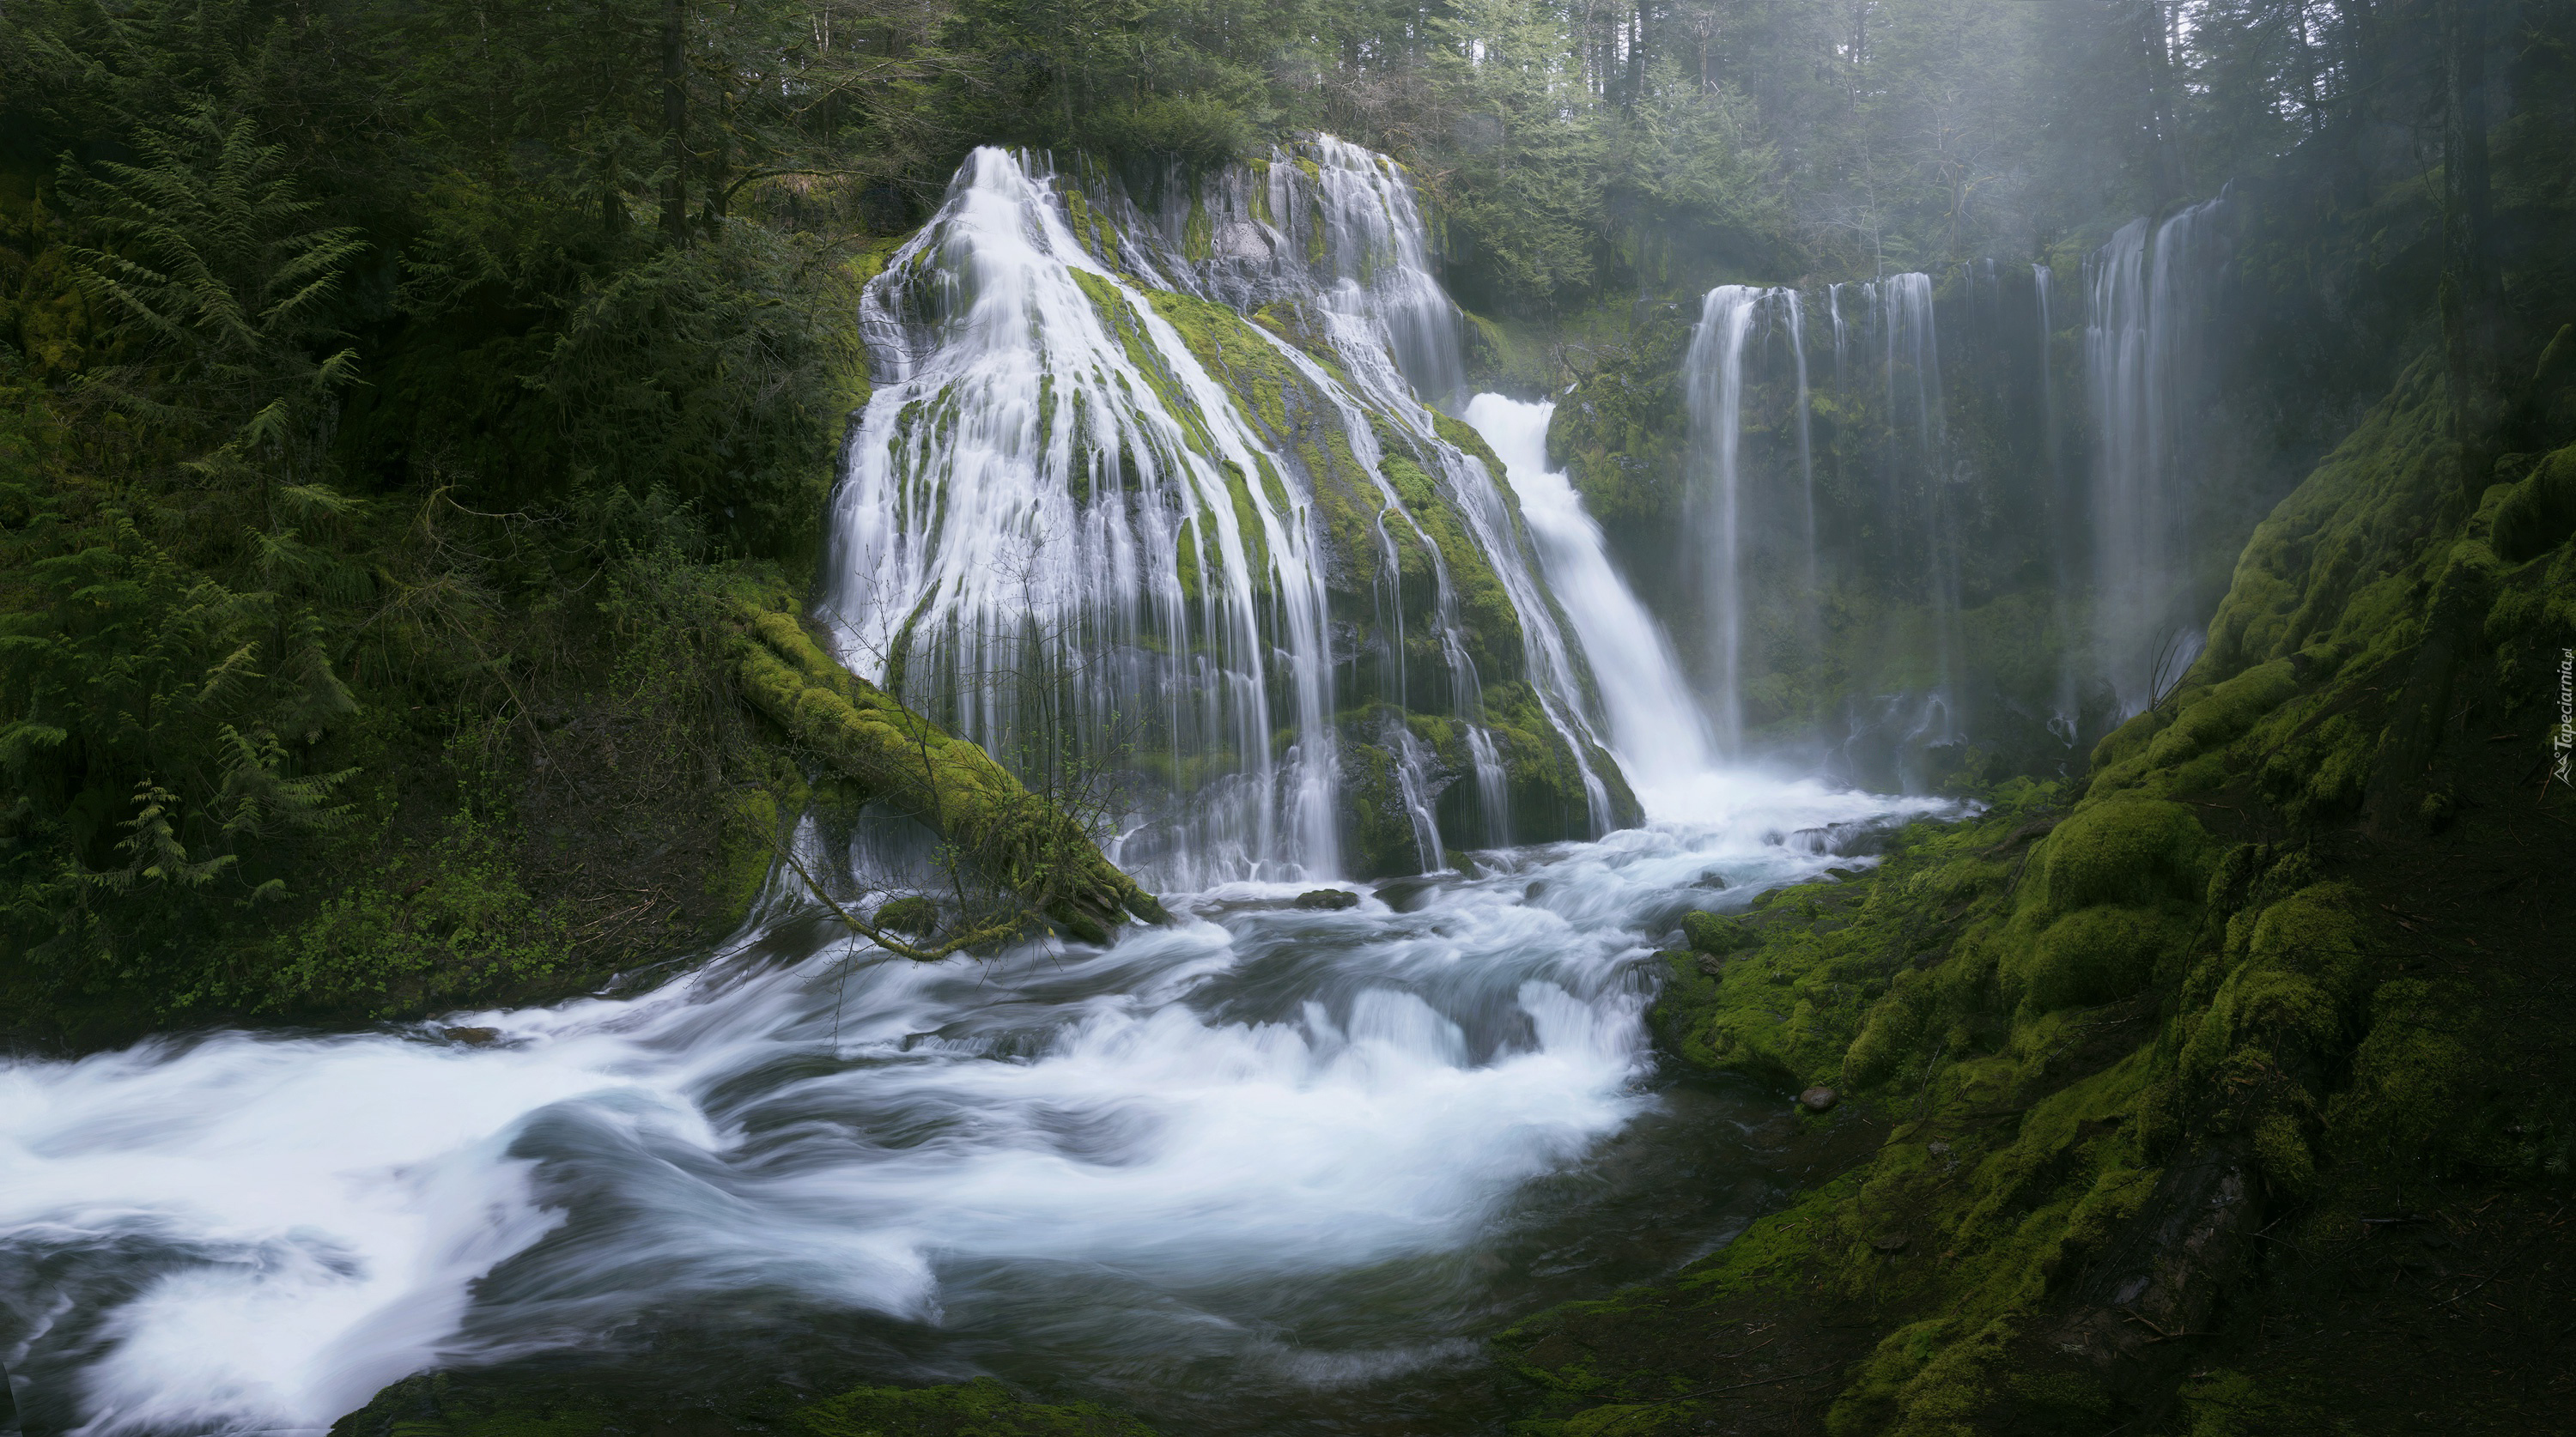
<box><xmin>2556</xmin><ymin>647</ymin><xmax>2573</xmax><ymax>786</ymax></box>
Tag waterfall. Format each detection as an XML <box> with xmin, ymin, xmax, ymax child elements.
<box><xmin>824</xmin><ymin>142</ymin><xmax>1618</xmax><ymax>886</ymax></box>
<box><xmin>1683</xmin><ymin>288</ymin><xmax>1765</xmax><ymax>753</ymax></box>
<box><xmin>823</xmin><ymin>149</ymin><xmax>1340</xmax><ymax>886</ymax></box>
<box><xmin>1872</xmin><ymin>273</ymin><xmax>1957</xmax><ymax>739</ymax></box>
<box><xmin>2036</xmin><ymin>262</ymin><xmax>2082</xmax><ymax>740</ymax></box>
<box><xmin>2085</xmin><ymin>197</ymin><xmax>2227</xmax><ymax>714</ymax></box>
<box><xmin>1464</xmin><ymin>395</ymin><xmax>1713</xmax><ymax>813</ymax></box>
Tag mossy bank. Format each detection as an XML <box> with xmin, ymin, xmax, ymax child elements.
<box><xmin>1491</xmin><ymin>348</ymin><xmax>2576</xmax><ymax>1435</ymax></box>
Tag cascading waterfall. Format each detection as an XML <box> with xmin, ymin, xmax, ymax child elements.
<box><xmin>1464</xmin><ymin>395</ymin><xmax>1713</xmax><ymax>813</ymax></box>
<box><xmin>2084</xmin><ymin>196</ymin><xmax>2227</xmax><ymax>714</ymax></box>
<box><xmin>1783</xmin><ymin>294</ymin><xmax>1817</xmax><ymax>594</ymax></box>
<box><xmin>824</xmin><ymin>149</ymin><xmax>1340</xmax><ymax>885</ymax></box>
<box><xmin>1238</xmin><ymin>140</ymin><xmax>1617</xmax><ymax>834</ymax></box>
<box><xmin>1674</xmin><ymin>273</ymin><xmax>1962</xmax><ymax>782</ymax></box>
<box><xmin>824</xmin><ymin>142</ymin><xmax>1618</xmax><ymax>885</ymax></box>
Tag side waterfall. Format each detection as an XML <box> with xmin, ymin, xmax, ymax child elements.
<box><xmin>1685</xmin><ymin>286</ymin><xmax>1767</xmax><ymax>753</ymax></box>
<box><xmin>1465</xmin><ymin>395</ymin><xmax>1713</xmax><ymax>814</ymax></box>
<box><xmin>1683</xmin><ymin>279</ymin><xmax>1950</xmax><ymax>760</ymax></box>
<box><xmin>2085</xmin><ymin>197</ymin><xmax>2227</xmax><ymax>714</ymax></box>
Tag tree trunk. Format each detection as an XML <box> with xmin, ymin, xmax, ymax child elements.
<box><xmin>660</xmin><ymin>0</ymin><xmax>687</xmax><ymax>240</ymax></box>
<box><xmin>2142</xmin><ymin>0</ymin><xmax>2189</xmax><ymax>208</ymax></box>
<box><xmin>2440</xmin><ymin>0</ymin><xmax>2501</xmax><ymax>485</ymax></box>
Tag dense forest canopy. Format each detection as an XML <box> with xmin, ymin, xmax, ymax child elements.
<box><xmin>0</xmin><ymin>0</ymin><xmax>2564</xmax><ymax>1030</ymax></box>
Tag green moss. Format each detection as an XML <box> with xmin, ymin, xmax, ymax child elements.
<box><xmin>719</xmin><ymin>583</ymin><xmax>1166</xmax><ymax>934</ymax></box>
<box><xmin>1679</xmin><ymin>910</ymin><xmax>1753</xmax><ymax>955</ymax></box>
<box><xmin>2142</xmin><ymin>658</ymin><xmax>2300</xmax><ymax>767</ymax></box>
<box><xmin>2002</xmin><ymin>903</ymin><xmax>2190</xmax><ymax>1016</ymax></box>
<box><xmin>709</xmin><ymin>755</ymin><xmax>811</xmax><ymax>932</ymax></box>
<box><xmin>329</xmin><ymin>1373</ymin><xmax>1151</xmax><ymax>1437</ymax></box>
<box><xmin>2026</xmin><ymin>795</ymin><xmax>2213</xmax><ymax>915</ymax></box>
<box><xmin>2175</xmin><ymin>1369</ymin><xmax>2290</xmax><ymax>1437</ymax></box>
<box><xmin>797</xmin><ymin>1378</ymin><xmax>1156</xmax><ymax>1437</ymax></box>
<box><xmin>2490</xmin><ymin>442</ymin><xmax>2576</xmax><ymax>561</ymax></box>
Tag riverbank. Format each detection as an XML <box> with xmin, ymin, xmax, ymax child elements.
<box><xmin>1492</xmin><ymin>355</ymin><xmax>2576</xmax><ymax>1435</ymax></box>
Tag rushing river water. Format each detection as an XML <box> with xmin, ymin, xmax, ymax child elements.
<box><xmin>1</xmin><ymin>776</ymin><xmax>1940</xmax><ymax>1435</ymax></box>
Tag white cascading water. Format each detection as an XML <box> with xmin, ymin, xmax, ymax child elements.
<box><xmin>822</xmin><ymin>148</ymin><xmax>1341</xmax><ymax>887</ymax></box>
<box><xmin>1463</xmin><ymin>395</ymin><xmax>1713</xmax><ymax>816</ymax></box>
<box><xmin>2085</xmin><ymin>197</ymin><xmax>2225</xmax><ymax>714</ymax></box>
<box><xmin>2035</xmin><ymin>261</ymin><xmax>2084</xmax><ymax>740</ymax></box>
<box><xmin>823</xmin><ymin>142</ymin><xmax>1615</xmax><ymax>885</ymax></box>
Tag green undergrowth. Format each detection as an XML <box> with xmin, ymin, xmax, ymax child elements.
<box><xmin>1499</xmin><ymin>347</ymin><xmax>2576</xmax><ymax>1435</ymax></box>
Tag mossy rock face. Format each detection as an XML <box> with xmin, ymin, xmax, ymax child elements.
<box><xmin>1335</xmin><ymin>731</ymin><xmax>1437</xmax><ymax>878</ymax></box>
<box><xmin>2142</xmin><ymin>658</ymin><xmax>2300</xmax><ymax>768</ymax></box>
<box><xmin>1529</xmin><ymin>343</ymin><xmax>2576</xmax><ymax>1437</ymax></box>
<box><xmin>2489</xmin><ymin>442</ymin><xmax>2576</xmax><ymax>562</ymax></box>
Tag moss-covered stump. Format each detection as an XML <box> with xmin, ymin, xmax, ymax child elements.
<box><xmin>1498</xmin><ymin>355</ymin><xmax>2576</xmax><ymax>1436</ymax></box>
<box><xmin>715</xmin><ymin>573</ymin><xmax>1168</xmax><ymax>943</ymax></box>
<box><xmin>331</xmin><ymin>1371</ymin><xmax>1157</xmax><ymax>1437</ymax></box>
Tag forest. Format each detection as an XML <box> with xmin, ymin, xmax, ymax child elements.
<box><xmin>2</xmin><ymin>0</ymin><xmax>2572</xmax><ymax>1431</ymax></box>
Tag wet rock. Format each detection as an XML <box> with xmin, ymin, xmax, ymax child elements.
<box><xmin>1694</xmin><ymin>954</ymin><xmax>1728</xmax><ymax>978</ymax></box>
<box><xmin>1825</xmin><ymin>866</ymin><xmax>1862</xmax><ymax>882</ymax></box>
<box><xmin>1869</xmin><ymin>1234</ymin><xmax>1910</xmax><ymax>1252</ymax></box>
<box><xmin>1799</xmin><ymin>1086</ymin><xmax>1839</xmax><ymax>1113</ymax></box>
<box><xmin>443</xmin><ymin>1027</ymin><xmax>501</xmax><ymax>1046</ymax></box>
<box><xmin>1294</xmin><ymin>888</ymin><xmax>1362</xmax><ymax>911</ymax></box>
<box><xmin>1680</xmin><ymin>911</ymin><xmax>1755</xmax><ymax>956</ymax></box>
<box><xmin>1692</xmin><ymin>870</ymin><xmax>1729</xmax><ymax>889</ymax></box>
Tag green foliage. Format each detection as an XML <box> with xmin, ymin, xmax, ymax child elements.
<box><xmin>797</xmin><ymin>1378</ymin><xmax>1157</xmax><ymax>1437</ymax></box>
<box><xmin>273</xmin><ymin>802</ymin><xmax>569</xmax><ymax>1015</ymax></box>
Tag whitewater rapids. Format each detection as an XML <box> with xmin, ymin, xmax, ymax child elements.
<box><xmin>0</xmin><ymin>779</ymin><xmax>1941</xmax><ymax>1435</ymax></box>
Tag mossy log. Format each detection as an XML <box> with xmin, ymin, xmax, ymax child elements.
<box><xmin>716</xmin><ymin>584</ymin><xmax>1168</xmax><ymax>943</ymax></box>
